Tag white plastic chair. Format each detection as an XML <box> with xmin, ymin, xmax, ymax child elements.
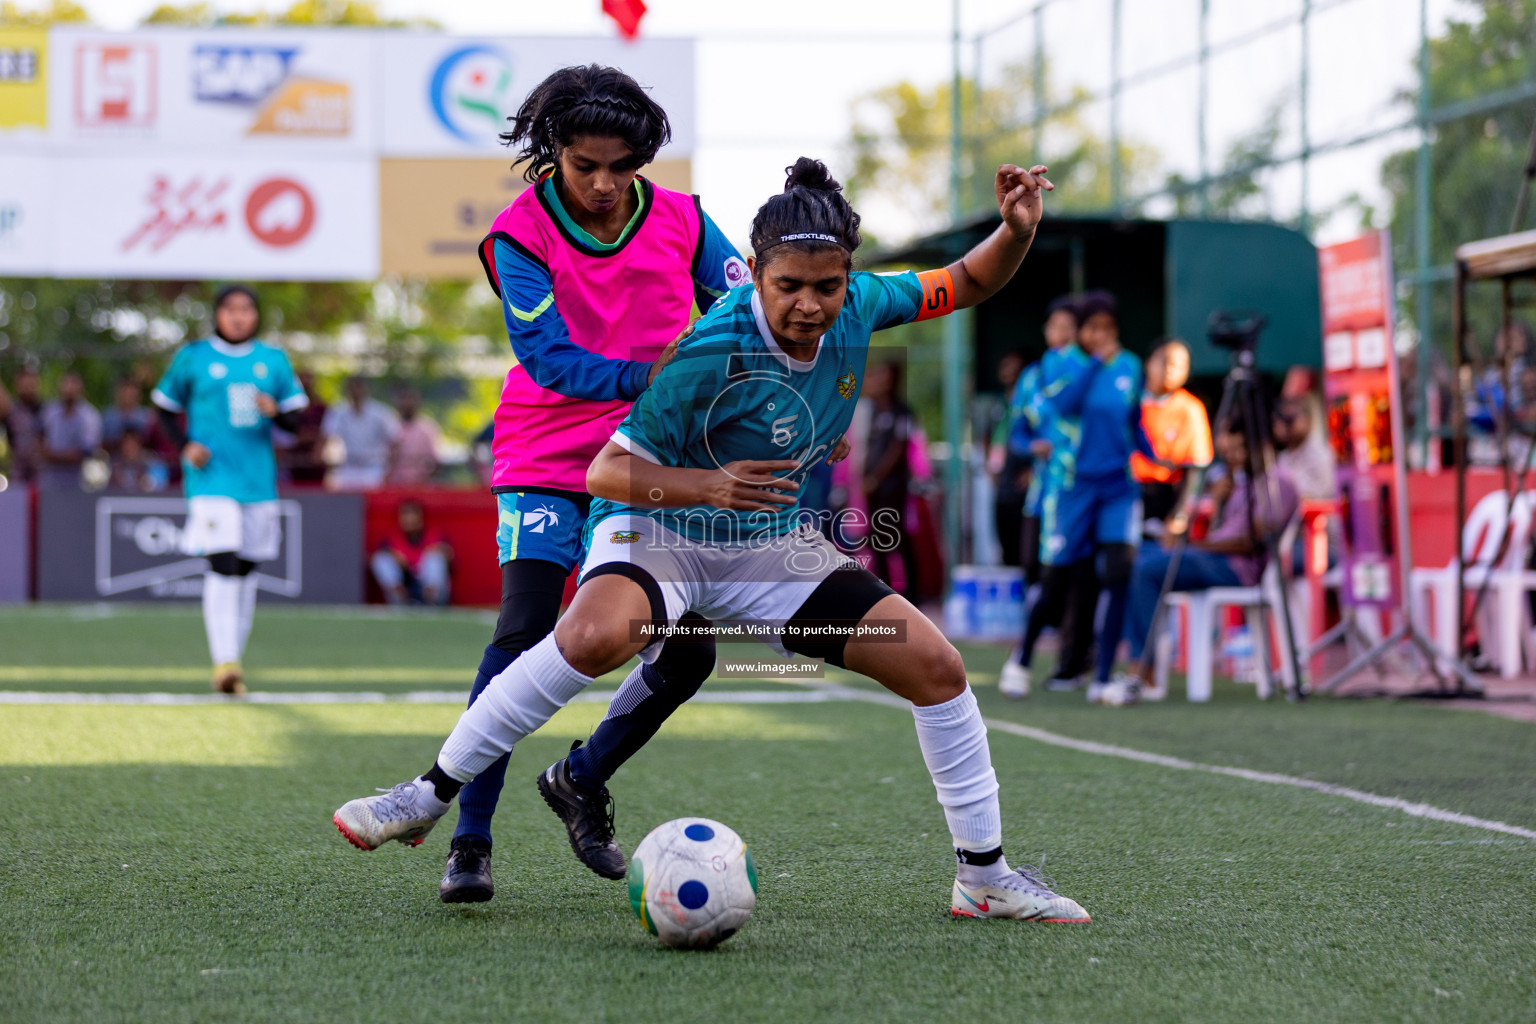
<box><xmin>1154</xmin><ymin>515</ymin><xmax>1302</xmax><ymax>701</ymax></box>
<box><xmin>1408</xmin><ymin>490</ymin><xmax>1536</xmax><ymax>678</ymax></box>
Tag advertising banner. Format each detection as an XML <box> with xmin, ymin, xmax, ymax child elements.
<box><xmin>378</xmin><ymin>35</ymin><xmax>694</xmax><ymax>157</ymax></box>
<box><xmin>1319</xmin><ymin>230</ymin><xmax>1405</xmax><ymax>610</ymax></box>
<box><xmin>48</xmin><ymin>155</ymin><xmax>378</xmax><ymax>280</ymax></box>
<box><xmin>36</xmin><ymin>491</ymin><xmax>364</xmax><ymax>603</ymax></box>
<box><xmin>378</xmin><ymin>157</ymin><xmax>693</xmax><ymax>278</ymax></box>
<box><xmin>0</xmin><ymin>27</ymin><xmax>48</xmax><ymax>135</ymax></box>
<box><xmin>46</xmin><ymin>27</ymin><xmax>376</xmax><ymax>154</ymax></box>
<box><xmin>0</xmin><ymin>156</ymin><xmax>53</xmax><ymax>274</ymax></box>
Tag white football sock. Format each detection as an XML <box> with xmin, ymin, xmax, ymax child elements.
<box><xmin>911</xmin><ymin>684</ymin><xmax>1004</xmax><ymax>857</ymax></box>
<box><xmin>236</xmin><ymin>574</ymin><xmax>259</xmax><ymax>659</ymax></box>
<box><xmin>436</xmin><ymin>634</ymin><xmax>593</xmax><ymax>781</ymax></box>
<box><xmin>202</xmin><ymin>571</ymin><xmax>243</xmax><ymax>666</ymax></box>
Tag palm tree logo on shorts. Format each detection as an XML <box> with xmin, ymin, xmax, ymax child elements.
<box><xmin>521</xmin><ymin>505</ymin><xmax>560</xmax><ymax>534</ymax></box>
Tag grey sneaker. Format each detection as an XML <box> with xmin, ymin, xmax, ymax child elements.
<box><xmin>333</xmin><ymin>779</ymin><xmax>449</xmax><ymax>851</ymax></box>
<box><xmin>952</xmin><ymin>864</ymin><xmax>1091</xmax><ymax>922</ymax></box>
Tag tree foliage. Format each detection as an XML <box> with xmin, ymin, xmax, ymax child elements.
<box><xmin>1381</xmin><ymin>0</ymin><xmax>1536</xmax><ymax>351</ymax></box>
<box><xmin>0</xmin><ymin>0</ymin><xmax>87</xmax><ymax>25</ymax></box>
<box><xmin>846</xmin><ymin>63</ymin><xmax>1159</xmax><ymax>234</ymax></box>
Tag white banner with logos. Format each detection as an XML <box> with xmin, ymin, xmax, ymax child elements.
<box><xmin>0</xmin><ymin>155</ymin><xmax>54</xmax><ymax>273</ymax></box>
<box><xmin>44</xmin><ymin>27</ymin><xmax>377</xmax><ymax>155</ymax></box>
<box><xmin>377</xmin><ymin>34</ymin><xmax>694</xmax><ymax>157</ymax></box>
<box><xmin>46</xmin><ymin>156</ymin><xmax>378</xmax><ymax>280</ymax></box>
<box><xmin>0</xmin><ymin>27</ymin><xmax>694</xmax><ymax>279</ymax></box>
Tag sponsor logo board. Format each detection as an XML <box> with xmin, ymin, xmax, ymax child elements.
<box><xmin>0</xmin><ymin>28</ymin><xmax>47</xmax><ymax>131</ymax></box>
<box><xmin>378</xmin><ymin>158</ymin><xmax>691</xmax><ymax>278</ymax></box>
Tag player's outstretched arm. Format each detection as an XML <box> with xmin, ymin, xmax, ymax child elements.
<box><xmin>947</xmin><ymin>164</ymin><xmax>1054</xmax><ymax>311</ymax></box>
<box><xmin>587</xmin><ymin>441</ymin><xmax>800</xmax><ymax>512</ymax></box>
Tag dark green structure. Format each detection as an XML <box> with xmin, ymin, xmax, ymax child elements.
<box><xmin>872</xmin><ymin>215</ymin><xmax>1322</xmax><ymax>386</ymax></box>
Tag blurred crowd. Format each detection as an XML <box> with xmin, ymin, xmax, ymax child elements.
<box><xmin>0</xmin><ymin>367</ymin><xmax>446</xmax><ymax>494</ymax></box>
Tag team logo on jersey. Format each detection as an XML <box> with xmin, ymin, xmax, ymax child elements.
<box><xmin>521</xmin><ymin>505</ymin><xmax>560</xmax><ymax>534</ymax></box>
<box><xmin>723</xmin><ymin>256</ymin><xmax>750</xmax><ymax>290</ymax></box>
<box><xmin>836</xmin><ymin>371</ymin><xmax>856</xmax><ymax>399</ymax></box>
<box><xmin>255</xmin><ymin>364</ymin><xmax>268</xmax><ymax>379</ymax></box>
<box><xmin>609</xmin><ymin>530</ymin><xmax>640</xmax><ymax>544</ymax></box>
<box><xmin>209</xmin><ymin>363</ymin><xmax>228</xmax><ymax>379</ymax></box>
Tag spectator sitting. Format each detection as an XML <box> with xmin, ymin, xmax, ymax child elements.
<box><xmin>108</xmin><ymin>427</ymin><xmax>168</xmax><ymax>493</ymax></box>
<box><xmin>1122</xmin><ymin>415</ymin><xmax>1301</xmax><ymax>698</ymax></box>
<box><xmin>4</xmin><ymin>366</ymin><xmax>43</xmax><ymax>484</ymax></box>
<box><xmin>322</xmin><ymin>376</ymin><xmax>399</xmax><ymax>491</ymax></box>
<box><xmin>1273</xmin><ymin>396</ymin><xmax>1336</xmax><ymax>503</ymax></box>
<box><xmin>101</xmin><ymin>378</ymin><xmax>153</xmax><ymax>453</ymax></box>
<box><xmin>1130</xmin><ymin>338</ymin><xmax>1212</xmax><ymax>537</ymax></box>
<box><xmin>39</xmin><ymin>371</ymin><xmax>102</xmax><ymax>491</ymax></box>
<box><xmin>371</xmin><ymin>499</ymin><xmax>453</xmax><ymax>606</ymax></box>
<box><xmin>387</xmin><ymin>387</ymin><xmax>440</xmax><ymax>487</ymax></box>
<box><xmin>274</xmin><ymin>369</ymin><xmax>329</xmax><ymax>485</ymax></box>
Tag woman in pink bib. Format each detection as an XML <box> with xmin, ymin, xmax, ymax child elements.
<box><xmin>439</xmin><ymin>66</ymin><xmax>746</xmax><ymax>903</ymax></box>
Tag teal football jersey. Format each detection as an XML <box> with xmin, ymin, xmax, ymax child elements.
<box><xmin>592</xmin><ymin>271</ymin><xmax>934</xmax><ymax>544</ymax></box>
<box><xmin>152</xmin><ymin>338</ymin><xmax>307</xmax><ymax>503</ymax></box>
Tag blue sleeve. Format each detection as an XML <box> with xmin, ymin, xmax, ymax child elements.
<box><xmin>855</xmin><ymin>271</ymin><xmax>926</xmax><ymax>331</ymax></box>
<box><xmin>271</xmin><ymin>351</ymin><xmax>308</xmax><ymax>413</ymax></box>
<box><xmin>691</xmin><ymin>206</ymin><xmax>748</xmax><ymax>308</ymax></box>
<box><xmin>151</xmin><ymin>348</ymin><xmax>192</xmax><ymax>413</ymax></box>
<box><xmin>1040</xmin><ymin>347</ymin><xmax>1099</xmax><ymax>418</ymax></box>
<box><xmin>495</xmin><ymin>238</ymin><xmax>651</xmax><ymax>402</ymax></box>
<box><xmin>1006</xmin><ymin>365</ymin><xmax>1041</xmax><ymax>458</ymax></box>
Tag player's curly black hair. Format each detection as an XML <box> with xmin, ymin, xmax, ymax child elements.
<box><xmin>749</xmin><ymin>158</ymin><xmax>862</xmax><ymax>270</ymax></box>
<box><xmin>501</xmin><ymin>65</ymin><xmax>671</xmax><ymax>183</ymax></box>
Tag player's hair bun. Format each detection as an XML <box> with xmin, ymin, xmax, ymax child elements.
<box><xmin>750</xmin><ymin>157</ymin><xmax>861</xmax><ymax>262</ymax></box>
<box><xmin>783</xmin><ymin>157</ymin><xmax>842</xmax><ymax>195</ymax></box>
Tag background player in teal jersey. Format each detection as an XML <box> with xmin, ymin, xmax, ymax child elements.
<box><xmin>1026</xmin><ymin>291</ymin><xmax>1155</xmax><ymax>706</ymax></box>
<box><xmin>999</xmin><ymin>294</ymin><xmax>1099</xmax><ymax>698</ymax></box>
<box><xmin>151</xmin><ymin>286</ymin><xmax>307</xmax><ymax>694</ymax></box>
<box><xmin>336</xmin><ymin>157</ymin><xmax>1096</xmax><ymax>925</ymax></box>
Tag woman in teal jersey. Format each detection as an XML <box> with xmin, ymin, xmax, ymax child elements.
<box><xmin>336</xmin><ymin>158</ymin><xmax>1096</xmax><ymax>923</ymax></box>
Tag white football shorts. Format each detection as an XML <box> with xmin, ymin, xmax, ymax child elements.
<box><xmin>181</xmin><ymin>496</ymin><xmax>281</xmax><ymax>562</ymax></box>
<box><xmin>580</xmin><ymin>513</ymin><xmax>858</xmax><ymax>660</ymax></box>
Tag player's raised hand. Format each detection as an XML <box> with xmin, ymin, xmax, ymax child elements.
<box><xmin>255</xmin><ymin>392</ymin><xmax>278</xmax><ymax>418</ymax></box>
<box><xmin>700</xmin><ymin>459</ymin><xmax>801</xmax><ymax>512</ymax></box>
<box><xmin>826</xmin><ymin>436</ymin><xmax>851</xmax><ymax>464</ymax></box>
<box><xmin>996</xmin><ymin>164</ymin><xmax>1053</xmax><ymax>242</ymax></box>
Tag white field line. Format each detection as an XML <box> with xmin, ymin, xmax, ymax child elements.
<box><xmin>815</xmin><ymin>685</ymin><xmax>1536</xmax><ymax>843</ymax></box>
<box><xmin>7</xmin><ymin>678</ymin><xmax>1533</xmax><ymax>842</ymax></box>
<box><xmin>0</xmin><ymin>689</ymin><xmax>839</xmax><ymax>707</ymax></box>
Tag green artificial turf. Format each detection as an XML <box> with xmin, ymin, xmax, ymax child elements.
<box><xmin>1</xmin><ymin>606</ymin><xmax>1534</xmax><ymax>1023</ymax></box>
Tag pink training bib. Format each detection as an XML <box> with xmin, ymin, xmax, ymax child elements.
<box><xmin>479</xmin><ymin>177</ymin><xmax>703</xmax><ymax>493</ymax></box>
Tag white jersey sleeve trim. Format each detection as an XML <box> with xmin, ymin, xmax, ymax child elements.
<box><xmin>150</xmin><ymin>388</ymin><xmax>183</xmax><ymax>413</ymax></box>
<box><xmin>611</xmin><ymin>429</ymin><xmax>663</xmax><ymax>465</ymax></box>
<box><xmin>278</xmin><ymin>393</ymin><xmax>311</xmax><ymax>413</ymax></box>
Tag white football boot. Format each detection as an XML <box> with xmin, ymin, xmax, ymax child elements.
<box><xmin>998</xmin><ymin>653</ymin><xmax>1031</xmax><ymax>700</ymax></box>
<box><xmin>951</xmin><ymin>865</ymin><xmax>1091</xmax><ymax>923</ymax></box>
<box><xmin>333</xmin><ymin>779</ymin><xmax>450</xmax><ymax>851</ymax></box>
<box><xmin>1087</xmin><ymin>674</ymin><xmax>1141</xmax><ymax>707</ymax></box>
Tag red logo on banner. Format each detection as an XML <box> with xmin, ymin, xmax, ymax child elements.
<box><xmin>121</xmin><ymin>176</ymin><xmax>230</xmax><ymax>253</ymax></box>
<box><xmin>76</xmin><ymin>43</ymin><xmax>156</xmax><ymax>127</ymax></box>
<box><xmin>244</xmin><ymin>178</ymin><xmax>315</xmax><ymax>247</ymax></box>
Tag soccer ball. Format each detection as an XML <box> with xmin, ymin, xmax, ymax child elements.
<box><xmin>626</xmin><ymin>817</ymin><xmax>757</xmax><ymax>949</ymax></box>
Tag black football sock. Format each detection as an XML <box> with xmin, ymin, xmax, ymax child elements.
<box><xmin>422</xmin><ymin>763</ymin><xmax>463</xmax><ymax>803</ymax></box>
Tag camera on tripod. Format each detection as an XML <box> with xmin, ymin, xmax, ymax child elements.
<box><xmin>1208</xmin><ymin>309</ymin><xmax>1268</xmax><ymax>353</ymax></box>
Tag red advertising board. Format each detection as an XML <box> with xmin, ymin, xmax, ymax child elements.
<box><xmin>1318</xmin><ymin>231</ymin><xmax>1407</xmax><ymax>609</ymax></box>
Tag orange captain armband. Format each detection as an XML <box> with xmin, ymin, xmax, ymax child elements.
<box><xmin>913</xmin><ymin>268</ymin><xmax>956</xmax><ymax>322</ymax></box>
